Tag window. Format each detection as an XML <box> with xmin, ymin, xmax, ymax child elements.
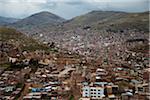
<box><xmin>138</xmin><ymin>87</ymin><xmax>143</xmax><ymax>92</ymax></box>
<box><xmin>85</xmin><ymin>89</ymin><xmax>88</xmax><ymax>91</ymax></box>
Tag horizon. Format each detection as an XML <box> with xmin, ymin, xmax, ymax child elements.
<box><xmin>0</xmin><ymin>0</ymin><xmax>149</xmax><ymax>19</ymax></box>
<box><xmin>0</xmin><ymin>10</ymin><xmax>149</xmax><ymax>20</ymax></box>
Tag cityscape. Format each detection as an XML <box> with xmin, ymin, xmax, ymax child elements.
<box><xmin>0</xmin><ymin>0</ymin><xmax>149</xmax><ymax>100</ymax></box>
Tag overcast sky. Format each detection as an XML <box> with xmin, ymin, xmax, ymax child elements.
<box><xmin>0</xmin><ymin>0</ymin><xmax>149</xmax><ymax>19</ymax></box>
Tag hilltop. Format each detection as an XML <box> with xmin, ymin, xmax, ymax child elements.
<box><xmin>9</xmin><ymin>11</ymin><xmax>65</xmax><ymax>35</ymax></box>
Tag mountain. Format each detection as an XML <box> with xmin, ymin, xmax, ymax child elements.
<box><xmin>31</xmin><ymin>11</ymin><xmax>148</xmax><ymax>36</ymax></box>
<box><xmin>66</xmin><ymin>11</ymin><xmax>126</xmax><ymax>26</ymax></box>
<box><xmin>8</xmin><ymin>11</ymin><xmax>149</xmax><ymax>37</ymax></box>
<box><xmin>64</xmin><ymin>11</ymin><xmax>149</xmax><ymax>32</ymax></box>
<box><xmin>0</xmin><ymin>16</ymin><xmax>20</xmax><ymax>25</ymax></box>
<box><xmin>11</xmin><ymin>11</ymin><xmax>65</xmax><ymax>31</ymax></box>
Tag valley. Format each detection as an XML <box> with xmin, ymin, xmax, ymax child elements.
<box><xmin>0</xmin><ymin>11</ymin><xmax>149</xmax><ymax>100</ymax></box>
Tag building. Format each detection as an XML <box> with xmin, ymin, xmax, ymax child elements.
<box><xmin>82</xmin><ymin>82</ymin><xmax>108</xmax><ymax>99</ymax></box>
<box><xmin>82</xmin><ymin>86</ymin><xmax>105</xmax><ymax>99</ymax></box>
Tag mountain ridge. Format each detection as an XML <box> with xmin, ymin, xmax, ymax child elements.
<box><xmin>9</xmin><ymin>11</ymin><xmax>65</xmax><ymax>35</ymax></box>
<box><xmin>3</xmin><ymin>10</ymin><xmax>149</xmax><ymax>41</ymax></box>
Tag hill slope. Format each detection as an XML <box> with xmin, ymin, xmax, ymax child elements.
<box><xmin>65</xmin><ymin>11</ymin><xmax>149</xmax><ymax>32</ymax></box>
<box><xmin>66</xmin><ymin>11</ymin><xmax>126</xmax><ymax>25</ymax></box>
<box><xmin>0</xmin><ymin>16</ymin><xmax>20</xmax><ymax>25</ymax></box>
<box><xmin>0</xmin><ymin>27</ymin><xmax>50</xmax><ymax>51</ymax></box>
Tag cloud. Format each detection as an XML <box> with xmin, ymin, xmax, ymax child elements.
<box><xmin>0</xmin><ymin>0</ymin><xmax>47</xmax><ymax>3</ymax></box>
<box><xmin>0</xmin><ymin>1</ymin><xmax>55</xmax><ymax>18</ymax></box>
<box><xmin>0</xmin><ymin>0</ymin><xmax>149</xmax><ymax>19</ymax></box>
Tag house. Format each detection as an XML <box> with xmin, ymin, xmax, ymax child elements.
<box><xmin>121</xmin><ymin>92</ymin><xmax>133</xmax><ymax>100</ymax></box>
<box><xmin>39</xmin><ymin>59</ymin><xmax>51</xmax><ymax>65</ymax></box>
<box><xmin>58</xmin><ymin>67</ymin><xmax>75</xmax><ymax>78</ymax></box>
<box><xmin>22</xmin><ymin>59</ymin><xmax>30</xmax><ymax>65</ymax></box>
<box><xmin>96</xmin><ymin>68</ymin><xmax>107</xmax><ymax>77</ymax></box>
<box><xmin>5</xmin><ymin>86</ymin><xmax>15</xmax><ymax>92</ymax></box>
<box><xmin>23</xmin><ymin>92</ymin><xmax>42</xmax><ymax>100</ymax></box>
<box><xmin>136</xmin><ymin>83</ymin><xmax>149</xmax><ymax>94</ymax></box>
<box><xmin>31</xmin><ymin>88</ymin><xmax>43</xmax><ymax>92</ymax></box>
<box><xmin>143</xmin><ymin>68</ymin><xmax>150</xmax><ymax>83</ymax></box>
<box><xmin>23</xmin><ymin>95</ymin><xmax>41</xmax><ymax>100</ymax></box>
<box><xmin>8</xmin><ymin>57</ymin><xmax>17</xmax><ymax>63</ymax></box>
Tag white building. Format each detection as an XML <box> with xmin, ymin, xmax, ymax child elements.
<box><xmin>82</xmin><ymin>82</ymin><xmax>107</xmax><ymax>99</ymax></box>
<box><xmin>82</xmin><ymin>86</ymin><xmax>105</xmax><ymax>99</ymax></box>
<box><xmin>96</xmin><ymin>68</ymin><xmax>107</xmax><ymax>76</ymax></box>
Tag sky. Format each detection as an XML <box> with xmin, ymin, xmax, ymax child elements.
<box><xmin>0</xmin><ymin>0</ymin><xmax>149</xmax><ymax>19</ymax></box>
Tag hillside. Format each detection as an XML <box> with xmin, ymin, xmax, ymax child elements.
<box><xmin>64</xmin><ymin>11</ymin><xmax>149</xmax><ymax>32</ymax></box>
<box><xmin>0</xmin><ymin>16</ymin><xmax>20</xmax><ymax>25</ymax></box>
<box><xmin>0</xmin><ymin>27</ymin><xmax>82</xmax><ymax>68</ymax></box>
<box><xmin>95</xmin><ymin>11</ymin><xmax>149</xmax><ymax>32</ymax></box>
<box><xmin>31</xmin><ymin>11</ymin><xmax>148</xmax><ymax>58</ymax></box>
<box><xmin>0</xmin><ymin>27</ymin><xmax>50</xmax><ymax>51</ymax></box>
<box><xmin>66</xmin><ymin>11</ymin><xmax>126</xmax><ymax>26</ymax></box>
<box><xmin>4</xmin><ymin>11</ymin><xmax>148</xmax><ymax>58</ymax></box>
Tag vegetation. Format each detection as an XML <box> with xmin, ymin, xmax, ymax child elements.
<box><xmin>69</xmin><ymin>95</ymin><xmax>74</xmax><ymax>100</ymax></box>
<box><xmin>0</xmin><ymin>63</ymin><xmax>11</xmax><ymax>68</ymax></box>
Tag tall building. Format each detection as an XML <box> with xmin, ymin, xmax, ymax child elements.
<box><xmin>82</xmin><ymin>82</ymin><xmax>107</xmax><ymax>99</ymax></box>
<box><xmin>82</xmin><ymin>86</ymin><xmax>105</xmax><ymax>99</ymax></box>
